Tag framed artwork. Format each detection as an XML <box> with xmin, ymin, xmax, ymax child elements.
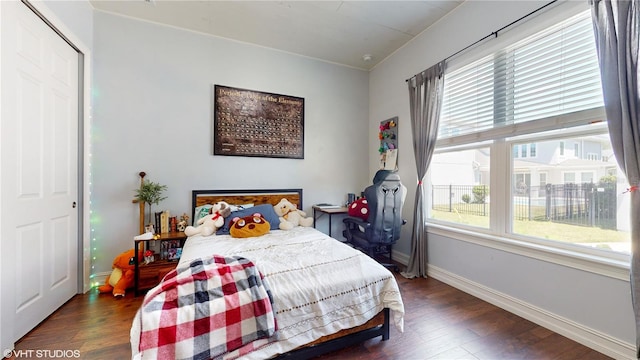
<box><xmin>213</xmin><ymin>85</ymin><xmax>305</xmax><ymax>159</ymax></box>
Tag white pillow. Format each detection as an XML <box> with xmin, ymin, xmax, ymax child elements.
<box><xmin>228</xmin><ymin>203</ymin><xmax>254</xmax><ymax>212</ymax></box>
<box><xmin>193</xmin><ymin>204</ymin><xmax>213</xmax><ymax>225</ymax></box>
<box><xmin>193</xmin><ymin>203</ymin><xmax>254</xmax><ymax>225</ymax></box>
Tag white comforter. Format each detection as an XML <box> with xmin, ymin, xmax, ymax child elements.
<box><xmin>131</xmin><ymin>226</ymin><xmax>404</xmax><ymax>360</ymax></box>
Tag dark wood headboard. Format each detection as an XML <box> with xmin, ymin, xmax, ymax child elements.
<box><xmin>191</xmin><ymin>188</ymin><xmax>303</xmax><ymax>221</ymax></box>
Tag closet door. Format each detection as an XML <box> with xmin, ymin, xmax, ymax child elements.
<box><xmin>0</xmin><ymin>0</ymin><xmax>79</xmax><ymax>346</ymax></box>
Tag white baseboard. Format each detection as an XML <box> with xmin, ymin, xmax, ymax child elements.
<box><xmin>91</xmin><ymin>271</ymin><xmax>110</xmax><ymax>289</ymax></box>
<box><xmin>426</xmin><ymin>264</ymin><xmax>635</xmax><ymax>360</ymax></box>
<box><xmin>392</xmin><ymin>249</ymin><xmax>409</xmax><ymax>266</ymax></box>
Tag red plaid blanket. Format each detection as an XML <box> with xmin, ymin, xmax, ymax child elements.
<box><xmin>136</xmin><ymin>255</ymin><xmax>276</xmax><ymax>359</ymax></box>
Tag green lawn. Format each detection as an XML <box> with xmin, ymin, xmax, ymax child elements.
<box><xmin>431</xmin><ymin>208</ymin><xmax>630</xmax><ymax>249</ymax></box>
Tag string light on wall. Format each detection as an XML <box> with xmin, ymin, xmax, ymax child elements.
<box><xmin>87</xmin><ymin>104</ymin><xmax>100</xmax><ymax>289</ymax></box>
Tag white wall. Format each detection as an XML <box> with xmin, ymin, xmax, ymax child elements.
<box><xmin>370</xmin><ymin>0</ymin><xmax>635</xmax><ymax>358</ymax></box>
<box><xmin>38</xmin><ymin>0</ymin><xmax>94</xmax><ymax>49</ymax></box>
<box><xmin>91</xmin><ymin>11</ymin><xmax>370</xmax><ymax>275</ymax></box>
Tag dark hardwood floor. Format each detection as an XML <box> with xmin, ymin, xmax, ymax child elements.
<box><xmin>10</xmin><ymin>273</ymin><xmax>611</xmax><ymax>360</ymax></box>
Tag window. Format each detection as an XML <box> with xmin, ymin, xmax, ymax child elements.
<box><xmin>564</xmin><ymin>172</ymin><xmax>576</xmax><ymax>183</ymax></box>
<box><xmin>428</xmin><ymin>9</ymin><xmax>630</xmax><ymax>255</ymax></box>
<box><xmin>430</xmin><ymin>147</ymin><xmax>490</xmax><ymax>229</ymax></box>
<box><xmin>539</xmin><ymin>172</ymin><xmax>547</xmax><ymax>187</ymax></box>
<box><xmin>514</xmin><ymin>173</ymin><xmax>530</xmax><ymax>195</ymax></box>
<box><xmin>581</xmin><ymin>172</ymin><xmax>594</xmax><ymax>183</ymax></box>
<box><xmin>587</xmin><ymin>152</ymin><xmax>600</xmax><ymax>161</ymax></box>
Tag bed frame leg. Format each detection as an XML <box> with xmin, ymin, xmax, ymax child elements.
<box><xmin>382</xmin><ymin>308</ymin><xmax>390</xmax><ymax>341</ymax></box>
<box><xmin>274</xmin><ymin>308</ymin><xmax>392</xmax><ymax>359</ymax></box>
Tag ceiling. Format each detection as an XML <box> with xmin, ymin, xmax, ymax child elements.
<box><xmin>89</xmin><ymin>0</ymin><xmax>464</xmax><ymax>70</ymax></box>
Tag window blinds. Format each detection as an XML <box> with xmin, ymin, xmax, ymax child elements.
<box><xmin>439</xmin><ymin>10</ymin><xmax>604</xmax><ymax>144</ymax></box>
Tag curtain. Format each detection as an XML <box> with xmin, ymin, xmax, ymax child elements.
<box><xmin>401</xmin><ymin>61</ymin><xmax>446</xmax><ymax>279</ymax></box>
<box><xmin>590</xmin><ymin>0</ymin><xmax>640</xmax><ymax>356</ymax></box>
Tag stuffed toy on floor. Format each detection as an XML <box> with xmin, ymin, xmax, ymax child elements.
<box><xmin>98</xmin><ymin>248</ymin><xmax>142</xmax><ymax>297</ymax></box>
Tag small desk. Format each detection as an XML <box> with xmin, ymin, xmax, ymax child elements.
<box><xmin>312</xmin><ymin>205</ymin><xmax>348</xmax><ymax>237</ymax></box>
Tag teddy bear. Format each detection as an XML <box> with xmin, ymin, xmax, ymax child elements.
<box><xmin>273</xmin><ymin>198</ymin><xmax>313</xmax><ymax>230</ymax></box>
<box><xmin>184</xmin><ymin>201</ymin><xmax>231</xmax><ymax>236</ymax></box>
<box><xmin>98</xmin><ymin>248</ymin><xmax>142</xmax><ymax>297</ymax></box>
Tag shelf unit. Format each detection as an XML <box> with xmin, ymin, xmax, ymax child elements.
<box><xmin>133</xmin><ymin>231</ymin><xmax>187</xmax><ymax>296</ymax></box>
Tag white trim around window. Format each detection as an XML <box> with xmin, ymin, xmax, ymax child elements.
<box><xmin>426</xmin><ymin>222</ymin><xmax>630</xmax><ymax>281</ymax></box>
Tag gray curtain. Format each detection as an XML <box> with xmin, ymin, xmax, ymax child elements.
<box><xmin>402</xmin><ymin>61</ymin><xmax>446</xmax><ymax>279</ymax></box>
<box><xmin>590</xmin><ymin>0</ymin><xmax>640</xmax><ymax>356</ymax></box>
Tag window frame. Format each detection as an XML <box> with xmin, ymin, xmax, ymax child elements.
<box><xmin>424</xmin><ymin>3</ymin><xmax>630</xmax><ymax>279</ymax></box>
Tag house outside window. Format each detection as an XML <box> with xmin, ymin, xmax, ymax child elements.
<box><xmin>427</xmin><ymin>9</ymin><xmax>630</xmax><ymax>255</ymax></box>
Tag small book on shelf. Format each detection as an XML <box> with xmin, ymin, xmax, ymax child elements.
<box><xmin>154</xmin><ymin>211</ymin><xmax>162</xmax><ymax>234</ymax></box>
<box><xmin>160</xmin><ymin>210</ymin><xmax>170</xmax><ymax>233</ymax></box>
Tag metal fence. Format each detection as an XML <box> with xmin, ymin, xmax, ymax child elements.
<box><xmin>514</xmin><ymin>183</ymin><xmax>617</xmax><ymax>229</ymax></box>
<box><xmin>432</xmin><ymin>183</ymin><xmax>617</xmax><ymax>229</ymax></box>
<box><xmin>432</xmin><ymin>185</ymin><xmax>489</xmax><ymax>217</ymax></box>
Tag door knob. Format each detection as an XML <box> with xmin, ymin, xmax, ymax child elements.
<box><xmin>72</xmin><ymin>202</ymin><xmax>77</xmax><ymax>208</ymax></box>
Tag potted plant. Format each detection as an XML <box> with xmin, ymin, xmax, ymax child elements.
<box><xmin>134</xmin><ymin>180</ymin><xmax>168</xmax><ymax>225</ymax></box>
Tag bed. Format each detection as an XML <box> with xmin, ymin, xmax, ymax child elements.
<box><xmin>130</xmin><ymin>189</ymin><xmax>404</xmax><ymax>359</ymax></box>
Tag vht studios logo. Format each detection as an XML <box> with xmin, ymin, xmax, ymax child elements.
<box><xmin>3</xmin><ymin>349</ymin><xmax>81</xmax><ymax>358</ymax></box>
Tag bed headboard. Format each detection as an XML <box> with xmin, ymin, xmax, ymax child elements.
<box><xmin>191</xmin><ymin>188</ymin><xmax>303</xmax><ymax>221</ymax></box>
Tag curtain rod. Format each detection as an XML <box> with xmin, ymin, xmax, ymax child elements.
<box><xmin>406</xmin><ymin>0</ymin><xmax>558</xmax><ymax>83</ymax></box>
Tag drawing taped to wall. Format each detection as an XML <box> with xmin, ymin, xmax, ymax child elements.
<box><xmin>379</xmin><ymin>116</ymin><xmax>398</xmax><ymax>170</ymax></box>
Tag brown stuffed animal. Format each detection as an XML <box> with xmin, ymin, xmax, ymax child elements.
<box><xmin>98</xmin><ymin>248</ymin><xmax>141</xmax><ymax>297</ymax></box>
<box><xmin>229</xmin><ymin>213</ymin><xmax>270</xmax><ymax>238</ymax></box>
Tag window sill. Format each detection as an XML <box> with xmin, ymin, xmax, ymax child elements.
<box><xmin>426</xmin><ymin>221</ymin><xmax>630</xmax><ymax>281</ymax></box>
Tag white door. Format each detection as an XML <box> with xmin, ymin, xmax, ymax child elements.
<box><xmin>0</xmin><ymin>0</ymin><xmax>79</xmax><ymax>346</ymax></box>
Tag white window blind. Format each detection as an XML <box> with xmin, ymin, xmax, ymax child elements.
<box><xmin>439</xmin><ymin>10</ymin><xmax>603</xmax><ymax>143</ymax></box>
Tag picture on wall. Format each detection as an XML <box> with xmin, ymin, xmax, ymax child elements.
<box><xmin>213</xmin><ymin>85</ymin><xmax>305</xmax><ymax>159</ymax></box>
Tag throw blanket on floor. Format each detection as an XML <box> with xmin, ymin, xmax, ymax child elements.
<box><xmin>136</xmin><ymin>255</ymin><xmax>276</xmax><ymax>360</ymax></box>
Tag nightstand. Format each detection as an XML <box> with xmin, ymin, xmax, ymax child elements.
<box><xmin>134</xmin><ymin>231</ymin><xmax>187</xmax><ymax>296</ymax></box>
